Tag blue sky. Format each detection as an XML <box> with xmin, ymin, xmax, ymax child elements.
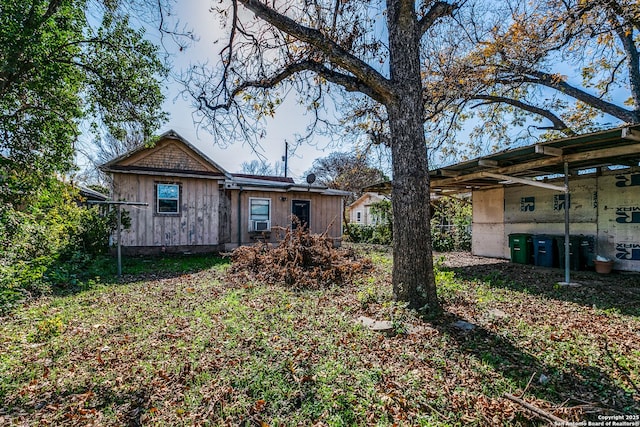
<box><xmin>78</xmin><ymin>0</ymin><xmax>630</xmax><ymax>182</ymax></box>
<box><xmin>153</xmin><ymin>0</ymin><xmax>347</xmax><ymax>180</ymax></box>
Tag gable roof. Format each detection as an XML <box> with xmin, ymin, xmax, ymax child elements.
<box><xmin>100</xmin><ymin>130</ymin><xmax>232</xmax><ymax>179</ymax></box>
<box><xmin>100</xmin><ymin>129</ymin><xmax>352</xmax><ymax>196</ymax></box>
<box><xmin>349</xmin><ymin>192</ymin><xmax>389</xmax><ymax>209</ymax></box>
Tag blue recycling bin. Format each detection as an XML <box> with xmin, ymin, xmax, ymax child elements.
<box><xmin>533</xmin><ymin>235</ymin><xmax>556</xmax><ymax>267</ymax></box>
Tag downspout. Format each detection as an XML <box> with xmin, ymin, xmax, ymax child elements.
<box><xmin>237</xmin><ymin>186</ymin><xmax>243</xmax><ymax>247</ymax></box>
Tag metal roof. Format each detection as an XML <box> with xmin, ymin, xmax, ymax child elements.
<box><xmin>430</xmin><ymin>125</ymin><xmax>640</xmax><ymax>192</ymax></box>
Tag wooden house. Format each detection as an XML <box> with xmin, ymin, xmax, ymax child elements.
<box><xmin>348</xmin><ymin>192</ymin><xmax>390</xmax><ymax>225</ymax></box>
<box><xmin>100</xmin><ymin>130</ymin><xmax>348</xmax><ymax>254</ymax></box>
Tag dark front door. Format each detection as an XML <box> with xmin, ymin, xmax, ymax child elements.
<box><xmin>292</xmin><ymin>200</ymin><xmax>310</xmax><ymax>229</ymax></box>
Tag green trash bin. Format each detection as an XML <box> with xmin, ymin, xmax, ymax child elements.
<box><xmin>556</xmin><ymin>235</ymin><xmax>581</xmax><ymax>271</ymax></box>
<box><xmin>509</xmin><ymin>233</ymin><xmax>533</xmax><ymax>264</ymax></box>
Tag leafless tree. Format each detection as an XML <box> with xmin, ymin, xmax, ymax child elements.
<box><xmin>180</xmin><ymin>0</ymin><xmax>459</xmax><ymax>312</ymax></box>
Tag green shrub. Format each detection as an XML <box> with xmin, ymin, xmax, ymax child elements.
<box><xmin>345</xmin><ymin>200</ymin><xmax>393</xmax><ymax>245</ymax></box>
<box><xmin>27</xmin><ymin>316</ymin><xmax>66</xmax><ymax>343</ymax></box>
<box><xmin>431</xmin><ymin>197</ymin><xmax>472</xmax><ymax>252</ymax></box>
<box><xmin>345</xmin><ymin>197</ymin><xmax>472</xmax><ymax>250</ymax></box>
<box><xmin>0</xmin><ymin>180</ymin><xmax>121</xmax><ymax>313</ymax></box>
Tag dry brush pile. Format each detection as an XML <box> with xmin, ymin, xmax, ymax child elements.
<box><xmin>227</xmin><ymin>225</ymin><xmax>373</xmax><ymax>289</ymax></box>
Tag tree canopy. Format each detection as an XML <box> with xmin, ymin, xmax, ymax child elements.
<box><xmin>305</xmin><ymin>151</ymin><xmax>387</xmax><ymax>203</ymax></box>
<box><xmin>0</xmin><ymin>0</ymin><xmax>167</xmax><ymax>205</ymax></box>
<box><xmin>173</xmin><ymin>0</ymin><xmax>638</xmax><ymax>312</ymax></box>
<box><xmin>426</xmin><ymin>0</ymin><xmax>640</xmax><ymax>159</ymax></box>
<box><xmin>307</xmin><ymin>0</ymin><xmax>640</xmax><ymax>163</ymax></box>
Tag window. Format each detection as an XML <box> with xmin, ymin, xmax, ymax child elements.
<box><xmin>249</xmin><ymin>198</ymin><xmax>271</xmax><ymax>231</ymax></box>
<box><xmin>157</xmin><ymin>183</ymin><xmax>180</xmax><ymax>214</ymax></box>
<box><xmin>356</xmin><ymin>211</ymin><xmax>362</xmax><ymax>222</ymax></box>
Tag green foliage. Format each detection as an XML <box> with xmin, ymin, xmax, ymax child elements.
<box><xmin>1</xmin><ymin>248</ymin><xmax>639</xmax><ymax>424</ymax></box>
<box><xmin>0</xmin><ymin>181</ymin><xmax>124</xmax><ymax>313</ymax></box>
<box><xmin>0</xmin><ymin>0</ymin><xmax>167</xmax><ymax>206</ymax></box>
<box><xmin>345</xmin><ymin>224</ymin><xmax>393</xmax><ymax>245</ymax></box>
<box><xmin>430</xmin><ymin>197</ymin><xmax>472</xmax><ymax>252</ymax></box>
<box><xmin>346</xmin><ymin>200</ymin><xmax>393</xmax><ymax>245</ymax></box>
<box><xmin>346</xmin><ymin>197</ymin><xmax>471</xmax><ymax>251</ymax></box>
<box><xmin>356</xmin><ymin>277</ymin><xmax>388</xmax><ymax>308</ymax></box>
<box><xmin>27</xmin><ymin>316</ymin><xmax>66</xmax><ymax>343</ymax></box>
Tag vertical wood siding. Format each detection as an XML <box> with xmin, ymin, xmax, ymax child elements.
<box><xmin>229</xmin><ymin>190</ymin><xmax>343</xmax><ymax>245</ymax></box>
<box><xmin>113</xmin><ymin>174</ymin><xmax>221</xmax><ymax>247</ymax></box>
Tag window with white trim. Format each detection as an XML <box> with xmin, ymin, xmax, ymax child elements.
<box><xmin>157</xmin><ymin>183</ymin><xmax>180</xmax><ymax>214</ymax></box>
<box><xmin>249</xmin><ymin>198</ymin><xmax>271</xmax><ymax>231</ymax></box>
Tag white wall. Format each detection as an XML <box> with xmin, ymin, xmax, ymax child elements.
<box><xmin>471</xmin><ymin>167</ymin><xmax>640</xmax><ymax>271</ymax></box>
<box><xmin>472</xmin><ymin>187</ymin><xmax>506</xmax><ymax>258</ymax></box>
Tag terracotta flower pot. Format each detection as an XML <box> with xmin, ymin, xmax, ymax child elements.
<box><xmin>594</xmin><ymin>260</ymin><xmax>614</xmax><ymax>274</ymax></box>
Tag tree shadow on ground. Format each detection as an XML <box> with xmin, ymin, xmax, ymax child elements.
<box><xmin>444</xmin><ymin>261</ymin><xmax>640</xmax><ymax>317</ymax></box>
<box><xmin>431</xmin><ymin>311</ymin><xmax>639</xmax><ymax>422</ymax></box>
<box><xmin>1</xmin><ymin>384</ymin><xmax>152</xmax><ymax>426</ymax></box>
<box><xmin>50</xmin><ymin>253</ymin><xmax>230</xmax><ymax>297</ymax></box>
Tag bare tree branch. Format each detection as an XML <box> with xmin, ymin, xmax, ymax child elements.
<box><xmin>198</xmin><ymin>58</ymin><xmax>385</xmax><ymax>112</ymax></box>
<box><xmin>418</xmin><ymin>1</ymin><xmax>458</xmax><ymax>36</ymax></box>
<box><xmin>612</xmin><ymin>19</ymin><xmax>640</xmax><ymax>112</ymax></box>
<box><xmin>494</xmin><ymin>69</ymin><xmax>639</xmax><ymax>123</ymax></box>
<box><xmin>237</xmin><ymin>0</ymin><xmax>394</xmax><ymax>103</ymax></box>
<box><xmin>471</xmin><ymin>94</ymin><xmax>575</xmax><ymax>134</ymax></box>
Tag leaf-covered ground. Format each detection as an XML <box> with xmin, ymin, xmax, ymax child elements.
<box><xmin>0</xmin><ymin>249</ymin><xmax>638</xmax><ymax>426</ymax></box>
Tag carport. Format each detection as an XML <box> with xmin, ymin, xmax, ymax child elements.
<box><xmin>429</xmin><ymin>125</ymin><xmax>640</xmax><ymax>283</ymax></box>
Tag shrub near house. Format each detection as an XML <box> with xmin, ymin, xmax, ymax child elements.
<box><xmin>346</xmin><ymin>196</ymin><xmax>471</xmax><ymax>250</ymax></box>
<box><xmin>0</xmin><ymin>181</ymin><xmax>116</xmax><ymax>313</ymax></box>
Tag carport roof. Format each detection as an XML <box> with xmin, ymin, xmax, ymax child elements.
<box><xmin>430</xmin><ymin>125</ymin><xmax>640</xmax><ymax>193</ymax></box>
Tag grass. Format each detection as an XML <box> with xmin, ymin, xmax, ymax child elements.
<box><xmin>0</xmin><ymin>249</ymin><xmax>638</xmax><ymax>425</ymax></box>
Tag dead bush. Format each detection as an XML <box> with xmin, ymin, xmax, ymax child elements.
<box><xmin>227</xmin><ymin>223</ymin><xmax>372</xmax><ymax>289</ymax></box>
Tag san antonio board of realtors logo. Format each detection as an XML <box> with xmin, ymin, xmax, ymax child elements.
<box><xmin>616</xmin><ymin>242</ymin><xmax>640</xmax><ymax>261</ymax></box>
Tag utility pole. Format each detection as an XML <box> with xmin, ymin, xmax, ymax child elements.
<box><xmin>282</xmin><ymin>141</ymin><xmax>288</xmax><ymax>178</ymax></box>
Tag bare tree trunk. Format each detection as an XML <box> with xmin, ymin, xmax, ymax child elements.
<box><xmin>387</xmin><ymin>0</ymin><xmax>439</xmax><ymax>313</ymax></box>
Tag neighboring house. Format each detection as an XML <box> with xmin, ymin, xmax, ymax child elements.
<box><xmin>100</xmin><ymin>130</ymin><xmax>348</xmax><ymax>254</ymax></box>
<box><xmin>348</xmin><ymin>192</ymin><xmax>389</xmax><ymax>225</ymax></box>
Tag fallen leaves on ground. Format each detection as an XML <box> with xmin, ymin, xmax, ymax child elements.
<box><xmin>0</xmin><ymin>249</ymin><xmax>638</xmax><ymax>426</ymax></box>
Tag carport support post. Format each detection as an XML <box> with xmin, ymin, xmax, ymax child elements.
<box><xmin>117</xmin><ymin>204</ymin><xmax>122</xmax><ymax>277</ymax></box>
<box><xmin>563</xmin><ymin>161</ymin><xmax>570</xmax><ymax>285</ymax></box>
